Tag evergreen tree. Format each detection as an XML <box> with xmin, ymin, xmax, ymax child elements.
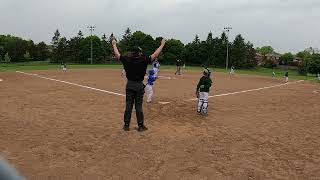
<box><xmin>119</xmin><ymin>28</ymin><xmax>132</xmax><ymax>52</ymax></box>
<box><xmin>101</xmin><ymin>33</ymin><xmax>112</xmax><ymax>61</ymax></box>
<box><xmin>51</xmin><ymin>29</ymin><xmax>61</xmax><ymax>63</ymax></box>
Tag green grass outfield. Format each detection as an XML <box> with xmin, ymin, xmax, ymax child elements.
<box><xmin>1</xmin><ymin>61</ymin><xmax>319</xmax><ymax>82</ymax></box>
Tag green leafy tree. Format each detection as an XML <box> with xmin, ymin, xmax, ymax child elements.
<box><xmin>80</xmin><ymin>36</ymin><xmax>104</xmax><ymax>63</ymax></box>
<box><xmin>257</xmin><ymin>46</ymin><xmax>274</xmax><ymax>55</ymax></box>
<box><xmin>297</xmin><ymin>61</ymin><xmax>308</xmax><ymax>75</ymax></box>
<box><xmin>279</xmin><ymin>52</ymin><xmax>294</xmax><ymax>65</ymax></box>
<box><xmin>128</xmin><ymin>31</ymin><xmax>156</xmax><ymax>56</ymax></box>
<box><xmin>6</xmin><ymin>37</ymin><xmax>28</xmax><ymax>62</ymax></box>
<box><xmin>296</xmin><ymin>51</ymin><xmax>311</xmax><ymax>60</ymax></box>
<box><xmin>162</xmin><ymin>39</ymin><xmax>184</xmax><ymax>64</ymax></box>
<box><xmin>36</xmin><ymin>42</ymin><xmax>49</xmax><ymax>61</ymax></box>
<box><xmin>307</xmin><ymin>54</ymin><xmax>320</xmax><ymax>74</ymax></box>
<box><xmin>0</xmin><ymin>46</ymin><xmax>5</xmax><ymax>61</ymax></box>
<box><xmin>296</xmin><ymin>51</ymin><xmax>311</xmax><ymax>75</ymax></box>
<box><xmin>26</xmin><ymin>40</ymin><xmax>36</xmax><ymax>60</ymax></box>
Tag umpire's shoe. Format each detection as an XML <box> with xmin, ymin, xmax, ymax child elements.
<box><xmin>137</xmin><ymin>125</ymin><xmax>148</xmax><ymax>132</ymax></box>
<box><xmin>123</xmin><ymin>125</ymin><xmax>130</xmax><ymax>131</ymax></box>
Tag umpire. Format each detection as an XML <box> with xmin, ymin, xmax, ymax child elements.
<box><xmin>112</xmin><ymin>38</ymin><xmax>166</xmax><ymax>132</ymax></box>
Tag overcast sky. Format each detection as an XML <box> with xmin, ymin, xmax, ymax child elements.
<box><xmin>1</xmin><ymin>0</ymin><xmax>319</xmax><ymax>53</ymax></box>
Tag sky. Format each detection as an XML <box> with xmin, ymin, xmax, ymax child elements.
<box><xmin>0</xmin><ymin>0</ymin><xmax>319</xmax><ymax>53</ymax></box>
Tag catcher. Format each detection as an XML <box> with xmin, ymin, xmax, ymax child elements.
<box><xmin>196</xmin><ymin>68</ymin><xmax>213</xmax><ymax>116</ymax></box>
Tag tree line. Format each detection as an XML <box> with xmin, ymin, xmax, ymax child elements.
<box><xmin>0</xmin><ymin>35</ymin><xmax>50</xmax><ymax>63</ymax></box>
<box><xmin>51</xmin><ymin>28</ymin><xmax>257</xmax><ymax>68</ymax></box>
<box><xmin>256</xmin><ymin>46</ymin><xmax>320</xmax><ymax>75</ymax></box>
<box><xmin>0</xmin><ymin>28</ymin><xmax>319</xmax><ymax>74</ymax></box>
<box><xmin>0</xmin><ymin>28</ymin><xmax>257</xmax><ymax>68</ymax></box>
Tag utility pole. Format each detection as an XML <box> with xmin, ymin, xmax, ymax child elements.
<box><xmin>87</xmin><ymin>26</ymin><xmax>96</xmax><ymax>64</ymax></box>
<box><xmin>224</xmin><ymin>27</ymin><xmax>232</xmax><ymax>70</ymax></box>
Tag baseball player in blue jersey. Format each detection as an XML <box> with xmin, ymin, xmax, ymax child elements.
<box><xmin>146</xmin><ymin>69</ymin><xmax>156</xmax><ymax>103</ymax></box>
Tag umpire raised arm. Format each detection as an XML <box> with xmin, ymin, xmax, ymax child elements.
<box><xmin>112</xmin><ymin>38</ymin><xmax>166</xmax><ymax>132</ymax></box>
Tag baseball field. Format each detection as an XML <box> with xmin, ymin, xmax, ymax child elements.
<box><xmin>0</xmin><ymin>67</ymin><xmax>320</xmax><ymax>179</ymax></box>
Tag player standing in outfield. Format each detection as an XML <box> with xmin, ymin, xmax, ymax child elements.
<box><xmin>175</xmin><ymin>59</ymin><xmax>181</xmax><ymax>75</ymax></box>
<box><xmin>112</xmin><ymin>38</ymin><xmax>166</xmax><ymax>132</ymax></box>
<box><xmin>229</xmin><ymin>66</ymin><xmax>235</xmax><ymax>75</ymax></box>
<box><xmin>152</xmin><ymin>59</ymin><xmax>160</xmax><ymax>78</ymax></box>
<box><xmin>317</xmin><ymin>72</ymin><xmax>320</xmax><ymax>81</ymax></box>
<box><xmin>284</xmin><ymin>71</ymin><xmax>289</xmax><ymax>83</ymax></box>
<box><xmin>61</xmin><ymin>62</ymin><xmax>67</xmax><ymax>72</ymax></box>
<box><xmin>146</xmin><ymin>69</ymin><xmax>156</xmax><ymax>103</ymax></box>
<box><xmin>196</xmin><ymin>68</ymin><xmax>212</xmax><ymax>116</ymax></box>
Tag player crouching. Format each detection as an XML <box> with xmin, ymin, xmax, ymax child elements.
<box><xmin>146</xmin><ymin>69</ymin><xmax>156</xmax><ymax>103</ymax></box>
<box><xmin>196</xmin><ymin>68</ymin><xmax>212</xmax><ymax>116</ymax></box>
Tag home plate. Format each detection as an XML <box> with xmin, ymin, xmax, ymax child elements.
<box><xmin>0</xmin><ymin>79</ymin><xmax>3</xmax><ymax>82</ymax></box>
<box><xmin>158</xmin><ymin>101</ymin><xmax>171</xmax><ymax>105</ymax></box>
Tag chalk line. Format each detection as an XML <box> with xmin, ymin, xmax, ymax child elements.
<box><xmin>16</xmin><ymin>71</ymin><xmax>125</xmax><ymax>97</ymax></box>
<box><xmin>188</xmin><ymin>80</ymin><xmax>304</xmax><ymax>101</ymax></box>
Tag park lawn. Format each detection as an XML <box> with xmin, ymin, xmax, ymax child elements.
<box><xmin>1</xmin><ymin>61</ymin><xmax>319</xmax><ymax>82</ymax></box>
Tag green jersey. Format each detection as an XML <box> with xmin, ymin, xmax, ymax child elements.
<box><xmin>196</xmin><ymin>76</ymin><xmax>212</xmax><ymax>92</ymax></box>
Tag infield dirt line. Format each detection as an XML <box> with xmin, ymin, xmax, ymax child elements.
<box><xmin>188</xmin><ymin>80</ymin><xmax>305</xmax><ymax>101</ymax></box>
<box><xmin>16</xmin><ymin>71</ymin><xmax>126</xmax><ymax>97</ymax></box>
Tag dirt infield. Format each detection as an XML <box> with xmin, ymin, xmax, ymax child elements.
<box><xmin>0</xmin><ymin>69</ymin><xmax>320</xmax><ymax>179</ymax></box>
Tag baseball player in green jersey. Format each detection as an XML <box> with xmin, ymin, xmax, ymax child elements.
<box><xmin>284</xmin><ymin>71</ymin><xmax>289</xmax><ymax>83</ymax></box>
<box><xmin>196</xmin><ymin>68</ymin><xmax>212</xmax><ymax>116</ymax></box>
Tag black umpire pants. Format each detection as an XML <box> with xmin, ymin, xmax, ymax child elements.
<box><xmin>124</xmin><ymin>80</ymin><xmax>145</xmax><ymax>127</ymax></box>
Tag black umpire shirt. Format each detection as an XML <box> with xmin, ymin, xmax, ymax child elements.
<box><xmin>120</xmin><ymin>55</ymin><xmax>151</xmax><ymax>82</ymax></box>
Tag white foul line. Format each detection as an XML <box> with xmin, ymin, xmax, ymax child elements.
<box><xmin>188</xmin><ymin>80</ymin><xmax>304</xmax><ymax>101</ymax></box>
<box><xmin>16</xmin><ymin>71</ymin><xmax>125</xmax><ymax>97</ymax></box>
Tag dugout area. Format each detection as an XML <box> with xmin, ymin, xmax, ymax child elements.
<box><xmin>0</xmin><ymin>69</ymin><xmax>320</xmax><ymax>179</ymax></box>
